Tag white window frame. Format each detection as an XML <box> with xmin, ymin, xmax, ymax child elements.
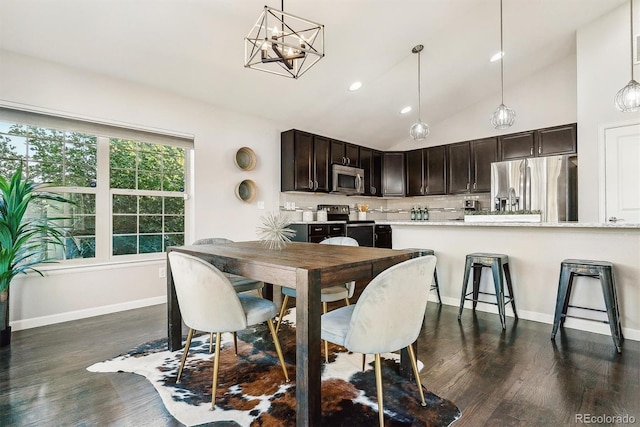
<box><xmin>0</xmin><ymin>103</ymin><xmax>194</xmax><ymax>267</ymax></box>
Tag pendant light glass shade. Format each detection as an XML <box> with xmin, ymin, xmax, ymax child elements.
<box><xmin>491</xmin><ymin>0</ymin><xmax>515</xmax><ymax>129</ymax></box>
<box><xmin>615</xmin><ymin>0</ymin><xmax>640</xmax><ymax>112</ymax></box>
<box><xmin>615</xmin><ymin>80</ymin><xmax>640</xmax><ymax>112</ymax></box>
<box><xmin>410</xmin><ymin>121</ymin><xmax>429</xmax><ymax>140</ymax></box>
<box><xmin>410</xmin><ymin>45</ymin><xmax>429</xmax><ymax>140</ymax></box>
<box><xmin>491</xmin><ymin>103</ymin><xmax>516</xmax><ymax>129</ymax></box>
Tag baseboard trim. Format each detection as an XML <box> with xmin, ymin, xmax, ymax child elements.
<box><xmin>10</xmin><ymin>296</ymin><xmax>167</xmax><ymax>331</ymax></box>
<box><xmin>436</xmin><ymin>295</ymin><xmax>639</xmax><ymax>342</ymax></box>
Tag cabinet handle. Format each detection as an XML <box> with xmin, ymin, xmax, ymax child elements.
<box><xmin>473</xmin><ymin>182</ymin><xmax>477</xmax><ymax>190</ymax></box>
<box><xmin>347</xmin><ymin>157</ymin><xmax>351</xmax><ymax>165</ymax></box>
<box><xmin>426</xmin><ymin>185</ymin><xmax>429</xmax><ymax>194</ymax></box>
<box><xmin>342</xmin><ymin>157</ymin><xmax>346</xmax><ymax>165</ymax></box>
<box><xmin>314</xmin><ymin>181</ymin><xmax>319</xmax><ymax>191</ymax></box>
<box><xmin>309</xmin><ymin>180</ymin><xmax>314</xmax><ymax>190</ymax></box>
<box><xmin>466</xmin><ymin>182</ymin><xmax>470</xmax><ymax>190</ymax></box>
<box><xmin>538</xmin><ymin>146</ymin><xmax>542</xmax><ymax>155</ymax></box>
<box><xmin>530</xmin><ymin>147</ymin><xmax>533</xmax><ymax>156</ymax></box>
<box><xmin>371</xmin><ymin>186</ymin><xmax>376</xmax><ymax>194</ymax></box>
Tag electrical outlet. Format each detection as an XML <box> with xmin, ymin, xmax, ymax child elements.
<box><xmin>159</xmin><ymin>267</ymin><xmax>166</xmax><ymax>278</ymax></box>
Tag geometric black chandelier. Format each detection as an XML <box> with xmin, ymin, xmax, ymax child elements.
<box><xmin>244</xmin><ymin>1</ymin><xmax>325</xmax><ymax>79</ymax></box>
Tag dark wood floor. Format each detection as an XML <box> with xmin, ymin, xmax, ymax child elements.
<box><xmin>1</xmin><ymin>303</ymin><xmax>638</xmax><ymax>426</ymax></box>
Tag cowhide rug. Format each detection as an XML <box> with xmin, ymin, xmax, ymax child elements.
<box><xmin>88</xmin><ymin>309</ymin><xmax>461</xmax><ymax>426</ymax></box>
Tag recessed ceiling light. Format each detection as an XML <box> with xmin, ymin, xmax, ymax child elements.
<box><xmin>490</xmin><ymin>51</ymin><xmax>504</xmax><ymax>62</ymax></box>
<box><xmin>349</xmin><ymin>81</ymin><xmax>362</xmax><ymax>91</ymax></box>
<box><xmin>400</xmin><ymin>106</ymin><xmax>412</xmax><ymax>115</ymax></box>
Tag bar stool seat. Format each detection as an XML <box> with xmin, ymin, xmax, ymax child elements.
<box><xmin>551</xmin><ymin>259</ymin><xmax>623</xmax><ymax>353</ymax></box>
<box><xmin>457</xmin><ymin>252</ymin><xmax>517</xmax><ymax>329</ymax></box>
<box><xmin>405</xmin><ymin>248</ymin><xmax>442</xmax><ymax>304</ymax></box>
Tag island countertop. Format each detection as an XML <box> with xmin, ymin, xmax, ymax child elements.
<box><xmin>375</xmin><ymin>220</ymin><xmax>640</xmax><ymax>229</ymax></box>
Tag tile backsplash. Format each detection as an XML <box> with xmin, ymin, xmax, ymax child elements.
<box><xmin>279</xmin><ymin>192</ymin><xmax>491</xmax><ymax>221</ymax></box>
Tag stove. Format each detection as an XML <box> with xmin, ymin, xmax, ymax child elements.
<box><xmin>317</xmin><ymin>204</ymin><xmax>375</xmax><ymax>246</ymax></box>
<box><xmin>317</xmin><ymin>204</ymin><xmax>375</xmax><ymax>224</ymax></box>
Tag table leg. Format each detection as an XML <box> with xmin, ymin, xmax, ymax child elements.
<box><xmin>167</xmin><ymin>253</ymin><xmax>182</xmax><ymax>351</ymax></box>
<box><xmin>295</xmin><ymin>269</ymin><xmax>322</xmax><ymax>427</ymax></box>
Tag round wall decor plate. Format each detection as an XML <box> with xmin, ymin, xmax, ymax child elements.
<box><xmin>234</xmin><ymin>147</ymin><xmax>257</xmax><ymax>171</ymax></box>
<box><xmin>235</xmin><ymin>179</ymin><xmax>257</xmax><ymax>203</ymax></box>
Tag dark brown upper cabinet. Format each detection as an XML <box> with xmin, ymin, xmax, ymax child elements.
<box><xmin>500</xmin><ymin>123</ymin><xmax>577</xmax><ymax>160</ymax></box>
<box><xmin>538</xmin><ymin>123</ymin><xmax>577</xmax><ymax>157</ymax></box>
<box><xmin>405</xmin><ymin>146</ymin><xmax>447</xmax><ymax>196</ymax></box>
<box><xmin>330</xmin><ymin>140</ymin><xmax>359</xmax><ymax>166</ymax></box>
<box><xmin>281</xmin><ymin>130</ymin><xmax>331</xmax><ymax>192</ymax></box>
<box><xmin>359</xmin><ymin>147</ymin><xmax>382</xmax><ymax>196</ymax></box>
<box><xmin>382</xmin><ymin>152</ymin><xmax>405</xmax><ymax>197</ymax></box>
<box><xmin>448</xmin><ymin>137</ymin><xmax>497</xmax><ymax>194</ymax></box>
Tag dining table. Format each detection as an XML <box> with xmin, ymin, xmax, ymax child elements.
<box><xmin>166</xmin><ymin>241</ymin><xmax>421</xmax><ymax>427</ymax></box>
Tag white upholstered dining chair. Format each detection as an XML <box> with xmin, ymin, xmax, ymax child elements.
<box><xmin>193</xmin><ymin>237</ymin><xmax>265</xmax><ymax>353</ymax></box>
<box><xmin>168</xmin><ymin>252</ymin><xmax>289</xmax><ymax>409</ymax></box>
<box><xmin>321</xmin><ymin>255</ymin><xmax>437</xmax><ymax>427</ymax></box>
<box><xmin>275</xmin><ymin>236</ymin><xmax>359</xmax><ymax>362</ymax></box>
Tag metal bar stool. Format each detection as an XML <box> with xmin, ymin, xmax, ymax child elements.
<box><xmin>405</xmin><ymin>248</ymin><xmax>442</xmax><ymax>304</ymax></box>
<box><xmin>551</xmin><ymin>259</ymin><xmax>623</xmax><ymax>353</ymax></box>
<box><xmin>457</xmin><ymin>253</ymin><xmax>518</xmax><ymax>329</ymax></box>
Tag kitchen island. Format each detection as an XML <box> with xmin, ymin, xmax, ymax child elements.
<box><xmin>376</xmin><ymin>220</ymin><xmax>640</xmax><ymax>341</ymax></box>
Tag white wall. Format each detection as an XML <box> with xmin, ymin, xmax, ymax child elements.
<box><xmin>0</xmin><ymin>50</ymin><xmax>285</xmax><ymax>329</ymax></box>
<box><xmin>577</xmin><ymin>2</ymin><xmax>639</xmax><ymax>222</ymax></box>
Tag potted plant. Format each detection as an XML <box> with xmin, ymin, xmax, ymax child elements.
<box><xmin>0</xmin><ymin>166</ymin><xmax>71</xmax><ymax>346</ymax></box>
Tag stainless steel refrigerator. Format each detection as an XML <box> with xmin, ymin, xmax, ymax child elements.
<box><xmin>491</xmin><ymin>155</ymin><xmax>578</xmax><ymax>222</ymax></box>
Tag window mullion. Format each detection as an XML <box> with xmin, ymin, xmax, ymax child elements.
<box><xmin>95</xmin><ymin>136</ymin><xmax>111</xmax><ymax>260</ymax></box>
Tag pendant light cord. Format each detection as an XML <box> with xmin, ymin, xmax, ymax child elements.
<box><xmin>630</xmin><ymin>0</ymin><xmax>635</xmax><ymax>80</ymax></box>
<box><xmin>500</xmin><ymin>0</ymin><xmax>505</xmax><ymax>104</ymax></box>
<box><xmin>417</xmin><ymin>50</ymin><xmax>422</xmax><ymax>121</ymax></box>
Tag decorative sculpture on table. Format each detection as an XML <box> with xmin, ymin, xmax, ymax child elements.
<box><xmin>256</xmin><ymin>212</ymin><xmax>295</xmax><ymax>250</ymax></box>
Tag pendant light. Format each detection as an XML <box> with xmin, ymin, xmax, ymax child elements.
<box><xmin>410</xmin><ymin>45</ymin><xmax>429</xmax><ymax>140</ymax></box>
<box><xmin>615</xmin><ymin>0</ymin><xmax>640</xmax><ymax>112</ymax></box>
<box><xmin>491</xmin><ymin>0</ymin><xmax>516</xmax><ymax>129</ymax></box>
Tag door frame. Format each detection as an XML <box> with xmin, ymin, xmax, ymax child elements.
<box><xmin>598</xmin><ymin>118</ymin><xmax>640</xmax><ymax>222</ymax></box>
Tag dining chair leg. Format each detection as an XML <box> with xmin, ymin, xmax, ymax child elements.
<box><xmin>233</xmin><ymin>332</ymin><xmax>238</xmax><ymax>355</ymax></box>
<box><xmin>257</xmin><ymin>288</ymin><xmax>263</xmax><ymax>298</ymax></box>
<box><xmin>374</xmin><ymin>354</ymin><xmax>385</xmax><ymax>427</ymax></box>
<box><xmin>211</xmin><ymin>332</ymin><xmax>221</xmax><ymax>409</ymax></box>
<box><xmin>275</xmin><ymin>295</ymin><xmax>290</xmax><ymax>333</ymax></box>
<box><xmin>266</xmin><ymin>319</ymin><xmax>290</xmax><ymax>382</ymax></box>
<box><xmin>344</xmin><ymin>297</ymin><xmax>350</xmax><ymax>306</ymax></box>
<box><xmin>362</xmin><ymin>354</ymin><xmax>366</xmax><ymax>371</ymax></box>
<box><xmin>177</xmin><ymin>328</ymin><xmax>195</xmax><ymax>383</ymax></box>
<box><xmin>407</xmin><ymin>344</ymin><xmax>427</xmax><ymax>406</ymax></box>
<box><xmin>209</xmin><ymin>332</ymin><xmax>214</xmax><ymax>353</ymax></box>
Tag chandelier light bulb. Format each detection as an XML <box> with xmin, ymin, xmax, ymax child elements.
<box><xmin>272</xmin><ymin>26</ymin><xmax>280</xmax><ymax>37</ymax></box>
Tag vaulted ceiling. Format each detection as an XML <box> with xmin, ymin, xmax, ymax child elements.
<box><xmin>0</xmin><ymin>0</ymin><xmax>626</xmax><ymax>149</ymax></box>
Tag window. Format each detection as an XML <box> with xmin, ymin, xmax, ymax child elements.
<box><xmin>0</xmin><ymin>109</ymin><xmax>191</xmax><ymax>263</ymax></box>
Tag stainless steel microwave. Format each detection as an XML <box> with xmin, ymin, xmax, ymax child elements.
<box><xmin>332</xmin><ymin>164</ymin><xmax>365</xmax><ymax>195</ymax></box>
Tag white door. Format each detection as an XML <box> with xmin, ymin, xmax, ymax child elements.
<box><xmin>604</xmin><ymin>123</ymin><xmax>640</xmax><ymax>224</ymax></box>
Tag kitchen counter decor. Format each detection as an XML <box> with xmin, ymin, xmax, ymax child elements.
<box><xmin>464</xmin><ymin>210</ymin><xmax>541</xmax><ymax>223</ymax></box>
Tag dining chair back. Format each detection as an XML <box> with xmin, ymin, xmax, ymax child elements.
<box><xmin>321</xmin><ymin>255</ymin><xmax>437</xmax><ymax>427</ymax></box>
<box><xmin>168</xmin><ymin>252</ymin><xmax>289</xmax><ymax>408</ymax></box>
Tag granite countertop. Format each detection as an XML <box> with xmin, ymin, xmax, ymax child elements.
<box><xmin>376</xmin><ymin>220</ymin><xmax>640</xmax><ymax>229</ymax></box>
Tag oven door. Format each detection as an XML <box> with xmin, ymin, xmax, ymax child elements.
<box><xmin>346</xmin><ymin>223</ymin><xmax>374</xmax><ymax>247</ymax></box>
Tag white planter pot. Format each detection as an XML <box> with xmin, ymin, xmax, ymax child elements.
<box><xmin>464</xmin><ymin>214</ymin><xmax>542</xmax><ymax>223</ymax></box>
